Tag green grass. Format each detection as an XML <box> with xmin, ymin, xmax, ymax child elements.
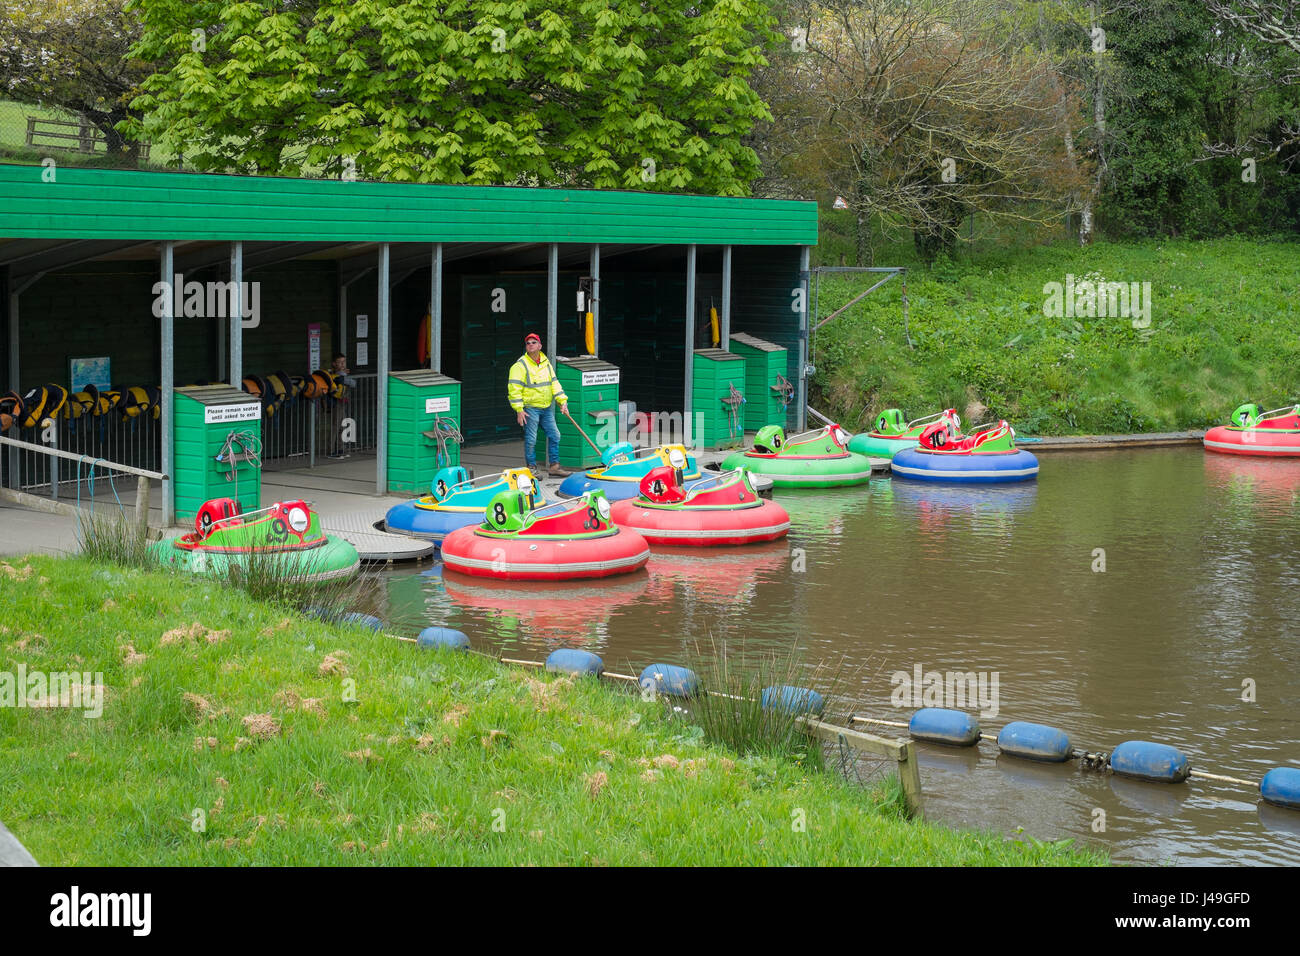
<box><xmin>0</xmin><ymin>554</ymin><xmax>1105</xmax><ymax>866</ymax></box>
<box><xmin>811</xmin><ymin>236</ymin><xmax>1300</xmax><ymax>435</ymax></box>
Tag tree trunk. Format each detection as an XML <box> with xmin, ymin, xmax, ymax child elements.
<box><xmin>1081</xmin><ymin>1</ymin><xmax>1106</xmax><ymax>245</ymax></box>
<box><xmin>855</xmin><ymin>204</ymin><xmax>870</xmax><ymax>266</ymax></box>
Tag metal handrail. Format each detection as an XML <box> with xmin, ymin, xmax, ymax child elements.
<box><xmin>0</xmin><ymin>432</ymin><xmax>165</xmax><ymax>535</ymax></box>
<box><xmin>0</xmin><ymin>433</ymin><xmax>166</xmax><ymax>480</ymax></box>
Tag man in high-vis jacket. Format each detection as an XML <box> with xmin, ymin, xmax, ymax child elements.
<box><xmin>509</xmin><ymin>331</ymin><xmax>571</xmax><ymax>477</ymax></box>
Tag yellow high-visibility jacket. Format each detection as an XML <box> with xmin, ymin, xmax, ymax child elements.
<box><xmin>508</xmin><ymin>352</ymin><xmax>568</xmax><ymax>411</ymax></box>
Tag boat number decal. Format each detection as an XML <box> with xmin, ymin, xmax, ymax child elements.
<box><xmin>436</xmin><ymin>480</ymin><xmax>448</xmax><ymax>498</ymax></box>
<box><xmin>588</xmin><ymin>506</ymin><xmax>601</xmax><ymax>528</ymax></box>
<box><xmin>269</xmin><ymin>518</ymin><xmax>289</xmax><ymax>543</ymax></box>
<box><xmin>492</xmin><ymin>503</ymin><xmax>507</xmax><ymax>526</ymax></box>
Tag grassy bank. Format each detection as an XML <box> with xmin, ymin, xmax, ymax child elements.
<box><xmin>0</xmin><ymin>555</ymin><xmax>1103</xmax><ymax>866</ymax></box>
<box><xmin>812</xmin><ymin>237</ymin><xmax>1300</xmax><ymax>435</ymax></box>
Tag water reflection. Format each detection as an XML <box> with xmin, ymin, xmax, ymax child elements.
<box><xmin>369</xmin><ymin>447</ymin><xmax>1300</xmax><ymax>864</ymax></box>
<box><xmin>441</xmin><ymin>570</ymin><xmax>650</xmax><ymax>652</ymax></box>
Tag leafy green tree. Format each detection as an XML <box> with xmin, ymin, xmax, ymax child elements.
<box><xmin>1103</xmin><ymin>0</ymin><xmax>1300</xmax><ymax>236</ymax></box>
<box><xmin>124</xmin><ymin>0</ymin><xmax>778</xmax><ymax>194</ymax></box>
<box><xmin>0</xmin><ymin>0</ymin><xmax>151</xmax><ymax>162</ymax></box>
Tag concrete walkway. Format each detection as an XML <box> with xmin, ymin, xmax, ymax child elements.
<box><xmin>0</xmin><ymin>821</ymin><xmax>38</xmax><ymax>866</ymax></box>
<box><xmin>1024</xmin><ymin>430</ymin><xmax>1205</xmax><ymax>451</ymax></box>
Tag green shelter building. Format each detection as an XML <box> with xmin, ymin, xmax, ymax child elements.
<box><xmin>0</xmin><ymin>163</ymin><xmax>816</xmax><ymax>522</ymax></box>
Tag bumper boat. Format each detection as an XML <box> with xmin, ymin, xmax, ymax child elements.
<box><xmin>557</xmin><ymin>442</ymin><xmax>708</xmax><ymax>501</ymax></box>
<box><xmin>719</xmin><ymin>423</ymin><xmax>875</xmax><ymax>488</ymax></box>
<box><xmin>609</xmin><ymin>465</ymin><xmax>790</xmax><ymax>546</ymax></box>
<box><xmin>383</xmin><ymin>466</ymin><xmax>545</xmax><ymax>543</ymax></box>
<box><xmin>1203</xmin><ymin>404</ymin><xmax>1300</xmax><ymax>458</ymax></box>
<box><xmin>848</xmin><ymin>408</ymin><xmax>960</xmax><ymax>459</ymax></box>
<box><xmin>440</xmin><ymin>488</ymin><xmax>649</xmax><ymax>581</ymax></box>
<box><xmin>891</xmin><ymin>419</ymin><xmax>1038</xmax><ymax>483</ymax></box>
<box><xmin>151</xmin><ymin>498</ymin><xmax>360</xmax><ymax>582</ymax></box>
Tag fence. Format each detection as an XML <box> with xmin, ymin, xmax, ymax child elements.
<box><xmin>260</xmin><ymin>373</ymin><xmax>379</xmax><ymax>469</ymax></box>
<box><xmin>0</xmin><ymin>433</ymin><xmax>165</xmax><ymax>537</ymax></box>
<box><xmin>24</xmin><ymin>117</ymin><xmax>151</xmax><ymax>161</ymax></box>
<box><xmin>0</xmin><ymin>374</ymin><xmax>378</xmax><ymax>495</ymax></box>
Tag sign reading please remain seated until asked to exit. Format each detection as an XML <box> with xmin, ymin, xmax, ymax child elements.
<box><xmin>581</xmin><ymin>370</ymin><xmax>619</xmax><ymax>387</ymax></box>
<box><xmin>204</xmin><ymin>402</ymin><xmax>262</xmax><ymax>424</ymax></box>
<box><xmin>424</xmin><ymin>397</ymin><xmax>452</xmax><ymax>414</ymax></box>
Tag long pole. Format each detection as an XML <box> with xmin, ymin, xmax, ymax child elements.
<box><xmin>721</xmin><ymin>245</ymin><xmax>732</xmax><ymax>350</ymax></box>
<box><xmin>376</xmin><ymin>243</ymin><xmax>389</xmax><ymax>494</ymax></box>
<box><xmin>547</xmin><ymin>243</ymin><xmax>558</xmax><ymax>356</ymax></box>
<box><xmin>229</xmin><ymin>241</ymin><xmax>242</xmax><ymax>387</ymax></box>
<box><xmin>797</xmin><ymin>246</ymin><xmax>810</xmax><ymax>431</ymax></box>
<box><xmin>684</xmin><ymin>244</ymin><xmax>696</xmax><ymax>443</ymax></box>
<box><xmin>590</xmin><ymin>244</ymin><xmax>600</xmax><ymax>357</ymax></box>
<box><xmin>432</xmin><ymin>242</ymin><xmax>443</xmax><ymax>371</ymax></box>
<box><xmin>161</xmin><ymin>241</ymin><xmax>175</xmax><ymax>525</ymax></box>
<box><xmin>561</xmin><ymin>404</ymin><xmax>602</xmax><ymax>455</ymax></box>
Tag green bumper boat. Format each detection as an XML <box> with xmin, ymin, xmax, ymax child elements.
<box><xmin>848</xmin><ymin>408</ymin><xmax>960</xmax><ymax>459</ymax></box>
<box><xmin>152</xmin><ymin>498</ymin><xmax>360</xmax><ymax>583</ymax></box>
<box><xmin>720</xmin><ymin>424</ymin><xmax>876</xmax><ymax>488</ymax></box>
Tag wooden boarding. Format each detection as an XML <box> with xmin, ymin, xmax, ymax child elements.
<box><xmin>797</xmin><ymin>716</ymin><xmax>923</xmax><ymax>817</ymax></box>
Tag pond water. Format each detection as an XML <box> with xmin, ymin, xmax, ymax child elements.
<box><xmin>367</xmin><ymin>447</ymin><xmax>1300</xmax><ymax>865</ymax></box>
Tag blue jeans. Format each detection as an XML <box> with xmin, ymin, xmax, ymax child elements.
<box><xmin>523</xmin><ymin>405</ymin><xmax>561</xmax><ymax>467</ymax></box>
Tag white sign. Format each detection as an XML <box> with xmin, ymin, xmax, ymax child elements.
<box><xmin>425</xmin><ymin>396</ymin><xmax>451</xmax><ymax>414</ymax></box>
<box><xmin>355</xmin><ymin>314</ymin><xmax>369</xmax><ymax>338</ymax></box>
<box><xmin>204</xmin><ymin>401</ymin><xmax>261</xmax><ymax>424</ymax></box>
<box><xmin>581</xmin><ymin>369</ymin><xmax>619</xmax><ymax>387</ymax></box>
<box><xmin>356</xmin><ymin>342</ymin><xmax>369</xmax><ymax>366</ymax></box>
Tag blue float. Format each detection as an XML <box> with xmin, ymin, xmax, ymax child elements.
<box><xmin>546</xmin><ymin>648</ymin><xmax>604</xmax><ymax>677</ymax></box>
<box><xmin>997</xmin><ymin>721</ymin><xmax>1072</xmax><ymax>762</ymax></box>
<box><xmin>339</xmin><ymin>612</ymin><xmax>383</xmax><ymax>632</ymax></box>
<box><xmin>416</xmin><ymin>626</ymin><xmax>469</xmax><ymax>651</ymax></box>
<box><xmin>909</xmin><ymin>707</ymin><xmax>982</xmax><ymax>747</ymax></box>
<box><xmin>760</xmin><ymin>685</ymin><xmax>825</xmax><ymax>716</ymax></box>
<box><xmin>638</xmin><ymin>663</ymin><xmax>700</xmax><ymax>698</ymax></box>
<box><xmin>1260</xmin><ymin>768</ymin><xmax>1300</xmax><ymax>809</ymax></box>
<box><xmin>891</xmin><ymin>447</ymin><xmax>1039</xmax><ymax>483</ymax></box>
<box><xmin>1109</xmin><ymin>740</ymin><xmax>1191</xmax><ymax>783</ymax></box>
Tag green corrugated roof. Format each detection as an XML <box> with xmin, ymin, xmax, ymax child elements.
<box><xmin>0</xmin><ymin>164</ymin><xmax>816</xmax><ymax>245</ymax></box>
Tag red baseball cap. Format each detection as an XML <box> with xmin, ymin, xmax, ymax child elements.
<box><xmin>524</xmin><ymin>332</ymin><xmax>541</xmax><ymax>343</ymax></box>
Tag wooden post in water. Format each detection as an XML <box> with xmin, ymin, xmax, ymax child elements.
<box><xmin>134</xmin><ymin>475</ymin><xmax>152</xmax><ymax>539</ymax></box>
<box><xmin>797</xmin><ymin>717</ymin><xmax>924</xmax><ymax>817</ymax></box>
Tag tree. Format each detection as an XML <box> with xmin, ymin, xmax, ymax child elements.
<box><xmin>1207</xmin><ymin>0</ymin><xmax>1300</xmax><ymax>55</ymax></box>
<box><xmin>123</xmin><ymin>0</ymin><xmax>779</xmax><ymax>194</ymax></box>
<box><xmin>0</xmin><ymin>0</ymin><xmax>151</xmax><ymax>163</ymax></box>
<box><xmin>1102</xmin><ymin>0</ymin><xmax>1300</xmax><ymax>236</ymax></box>
<box><xmin>754</xmin><ymin>0</ymin><xmax>1089</xmax><ymax>262</ymax></box>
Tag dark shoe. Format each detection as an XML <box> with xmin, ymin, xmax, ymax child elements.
<box><xmin>547</xmin><ymin>463</ymin><xmax>571</xmax><ymax>477</ymax></box>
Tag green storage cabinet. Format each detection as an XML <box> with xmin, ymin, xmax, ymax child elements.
<box><xmin>692</xmin><ymin>349</ymin><xmax>747</xmax><ymax>449</ymax></box>
<box><xmin>730</xmin><ymin>333</ymin><xmax>792</xmax><ymax>431</ymax></box>
<box><xmin>555</xmin><ymin>356</ymin><xmax>620</xmax><ymax>469</ymax></box>
<box><xmin>387</xmin><ymin>369</ymin><xmax>462</xmax><ymax>494</ymax></box>
<box><xmin>173</xmin><ymin>385</ymin><xmax>263</xmax><ymax>522</ymax></box>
